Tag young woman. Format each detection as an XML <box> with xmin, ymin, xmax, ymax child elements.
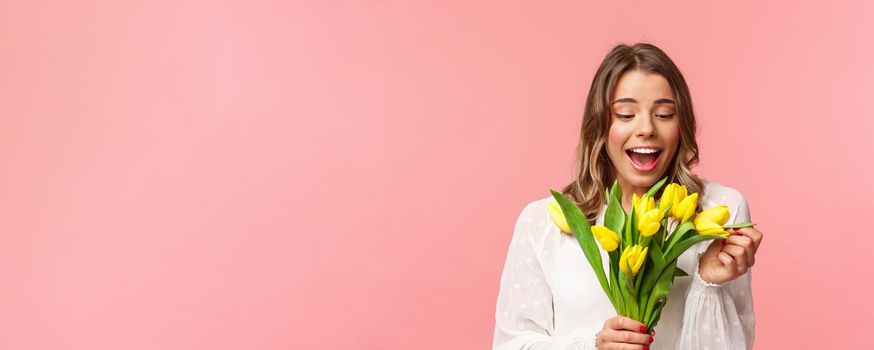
<box><xmin>492</xmin><ymin>43</ymin><xmax>764</xmax><ymax>350</ymax></box>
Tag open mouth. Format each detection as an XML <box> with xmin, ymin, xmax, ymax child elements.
<box><xmin>625</xmin><ymin>147</ymin><xmax>663</xmax><ymax>172</ymax></box>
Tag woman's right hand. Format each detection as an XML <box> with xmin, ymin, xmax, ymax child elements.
<box><xmin>595</xmin><ymin>316</ymin><xmax>655</xmax><ymax>350</ymax></box>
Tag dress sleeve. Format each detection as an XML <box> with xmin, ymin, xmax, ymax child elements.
<box><xmin>677</xmin><ymin>195</ymin><xmax>756</xmax><ymax>350</ymax></box>
<box><xmin>493</xmin><ymin>203</ymin><xmax>598</xmax><ymax>350</ymax></box>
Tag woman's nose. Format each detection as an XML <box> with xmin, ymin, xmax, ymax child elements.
<box><xmin>635</xmin><ymin>116</ymin><xmax>656</xmax><ymax>137</ymax></box>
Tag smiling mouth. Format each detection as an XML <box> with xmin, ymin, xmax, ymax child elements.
<box><xmin>625</xmin><ymin>149</ymin><xmax>663</xmax><ymax>172</ymax></box>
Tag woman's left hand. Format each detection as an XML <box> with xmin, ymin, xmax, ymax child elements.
<box><xmin>698</xmin><ymin>227</ymin><xmax>764</xmax><ymax>284</ymax></box>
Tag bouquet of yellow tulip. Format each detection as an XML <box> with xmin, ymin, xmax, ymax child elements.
<box><xmin>547</xmin><ymin>178</ymin><xmax>755</xmax><ymax>330</ymax></box>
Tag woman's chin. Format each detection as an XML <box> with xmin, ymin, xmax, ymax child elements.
<box><xmin>622</xmin><ymin>170</ymin><xmax>667</xmax><ymax>189</ymax></box>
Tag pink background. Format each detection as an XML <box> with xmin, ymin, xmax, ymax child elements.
<box><xmin>1</xmin><ymin>0</ymin><xmax>872</xmax><ymax>349</ymax></box>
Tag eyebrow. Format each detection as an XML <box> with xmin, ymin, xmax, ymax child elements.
<box><xmin>611</xmin><ymin>98</ymin><xmax>676</xmax><ymax>105</ymax></box>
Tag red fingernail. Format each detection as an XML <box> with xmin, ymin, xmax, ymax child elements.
<box><xmin>640</xmin><ymin>326</ymin><xmax>647</xmax><ymax>333</ymax></box>
<box><xmin>649</xmin><ymin>336</ymin><xmax>654</xmax><ymax>343</ymax></box>
<box><xmin>643</xmin><ymin>346</ymin><xmax>649</xmax><ymax>350</ymax></box>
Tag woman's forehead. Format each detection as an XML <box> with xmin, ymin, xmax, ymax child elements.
<box><xmin>611</xmin><ymin>71</ymin><xmax>675</xmax><ymax>103</ymax></box>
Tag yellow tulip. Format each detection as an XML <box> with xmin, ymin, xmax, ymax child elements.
<box><xmin>658</xmin><ymin>184</ymin><xmax>673</xmax><ymax>211</ymax></box>
<box><xmin>547</xmin><ymin>201</ymin><xmax>572</xmax><ymax>233</ymax></box>
<box><xmin>637</xmin><ymin>208</ymin><xmax>664</xmax><ymax>237</ymax></box>
<box><xmin>673</xmin><ymin>192</ymin><xmax>699</xmax><ymax>223</ymax></box>
<box><xmin>631</xmin><ymin>246</ymin><xmax>648</xmax><ymax>274</ymax></box>
<box><xmin>591</xmin><ymin>226</ymin><xmax>620</xmax><ymax>252</ymax></box>
<box><xmin>619</xmin><ymin>246</ymin><xmax>632</xmax><ymax>273</ymax></box>
<box><xmin>693</xmin><ymin>205</ymin><xmax>731</xmax><ymax>236</ymax></box>
<box><xmin>671</xmin><ymin>186</ymin><xmax>688</xmax><ymax>216</ymax></box>
<box><xmin>619</xmin><ymin>245</ymin><xmax>649</xmax><ymax>275</ymax></box>
<box><xmin>635</xmin><ymin>194</ymin><xmax>655</xmax><ymax>221</ymax></box>
<box><xmin>659</xmin><ymin>183</ymin><xmax>686</xmax><ymax>212</ymax></box>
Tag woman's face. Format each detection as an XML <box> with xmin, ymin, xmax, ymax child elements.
<box><xmin>606</xmin><ymin>70</ymin><xmax>681</xmax><ymax>191</ymax></box>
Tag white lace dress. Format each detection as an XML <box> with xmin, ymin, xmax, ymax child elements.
<box><xmin>492</xmin><ymin>180</ymin><xmax>755</xmax><ymax>350</ymax></box>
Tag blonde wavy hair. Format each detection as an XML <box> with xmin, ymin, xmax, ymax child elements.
<box><xmin>561</xmin><ymin>43</ymin><xmax>704</xmax><ymax>224</ymax></box>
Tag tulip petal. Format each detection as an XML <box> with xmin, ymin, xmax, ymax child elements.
<box><xmin>698</xmin><ymin>205</ymin><xmax>731</xmax><ymax>226</ymax></box>
<box><xmin>601</xmin><ymin>237</ymin><xmax>619</xmax><ymax>252</ymax></box>
<box><xmin>592</xmin><ymin>226</ymin><xmax>620</xmax><ymax>252</ymax></box>
<box><xmin>632</xmin><ymin>246</ymin><xmax>648</xmax><ymax>274</ymax></box>
<box><xmin>547</xmin><ymin>201</ymin><xmax>572</xmax><ymax>233</ymax></box>
<box><xmin>638</xmin><ymin>209</ymin><xmax>664</xmax><ymax>237</ymax></box>
<box><xmin>619</xmin><ymin>246</ymin><xmax>631</xmax><ymax>273</ymax></box>
<box><xmin>673</xmin><ymin>185</ymin><xmax>688</xmax><ymax>208</ymax></box>
<box><xmin>659</xmin><ymin>183</ymin><xmax>675</xmax><ymax>211</ymax></box>
<box><xmin>695</xmin><ymin>220</ymin><xmax>728</xmax><ymax>236</ymax></box>
<box><xmin>675</xmin><ymin>193</ymin><xmax>699</xmax><ymax>223</ymax></box>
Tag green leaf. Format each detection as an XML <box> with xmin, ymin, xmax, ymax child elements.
<box><xmin>645</xmin><ymin>300</ymin><xmax>665</xmax><ymax>330</ymax></box>
<box><xmin>664</xmin><ymin>233</ymin><xmax>726</xmax><ymax>264</ymax></box>
<box><xmin>609</xmin><ymin>246</ymin><xmax>621</xmax><ymax>295</ymax></box>
<box><xmin>723</xmin><ymin>222</ymin><xmax>756</xmax><ymax>229</ymax></box>
<box><xmin>622</xmin><ymin>270</ymin><xmax>636</xmax><ymax>297</ymax></box>
<box><xmin>664</xmin><ymin>221</ymin><xmax>695</xmax><ymax>253</ymax></box>
<box><xmin>605</xmin><ymin>182</ymin><xmax>626</xmax><ymax>235</ymax></box>
<box><xmin>645</xmin><ymin>177</ymin><xmax>668</xmax><ymax>197</ymax></box>
<box><xmin>643</xmin><ymin>261</ymin><xmax>676</xmax><ymax>322</ymax></box>
<box><xmin>629</xmin><ymin>204</ymin><xmax>638</xmax><ymax>246</ymax></box>
<box><xmin>648</xmin><ymin>239</ymin><xmax>667</xmax><ymax>269</ymax></box>
<box><xmin>609</xmin><ymin>253</ymin><xmax>624</xmax><ymax>315</ymax></box>
<box><xmin>674</xmin><ymin>267</ymin><xmax>688</xmax><ymax>277</ymax></box>
<box><xmin>624</xmin><ymin>205</ymin><xmax>634</xmax><ymax>250</ymax></box>
<box><xmin>637</xmin><ymin>241</ymin><xmax>666</xmax><ymax>310</ymax></box>
<box><xmin>633</xmin><ymin>258</ymin><xmax>647</xmax><ymax>292</ymax></box>
<box><xmin>611</xmin><ymin>180</ymin><xmax>624</xmax><ymax>208</ymax></box>
<box><xmin>550</xmin><ymin>190</ymin><xmax>612</xmax><ymax>299</ymax></box>
<box><xmin>619</xmin><ymin>271</ymin><xmax>640</xmax><ymax>319</ymax></box>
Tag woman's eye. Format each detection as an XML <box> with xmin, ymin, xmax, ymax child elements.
<box><xmin>655</xmin><ymin>113</ymin><xmax>675</xmax><ymax>119</ymax></box>
<box><xmin>615</xmin><ymin>113</ymin><xmax>634</xmax><ymax>119</ymax></box>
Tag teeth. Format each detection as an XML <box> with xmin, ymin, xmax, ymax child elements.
<box><xmin>629</xmin><ymin>148</ymin><xmax>659</xmax><ymax>154</ymax></box>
